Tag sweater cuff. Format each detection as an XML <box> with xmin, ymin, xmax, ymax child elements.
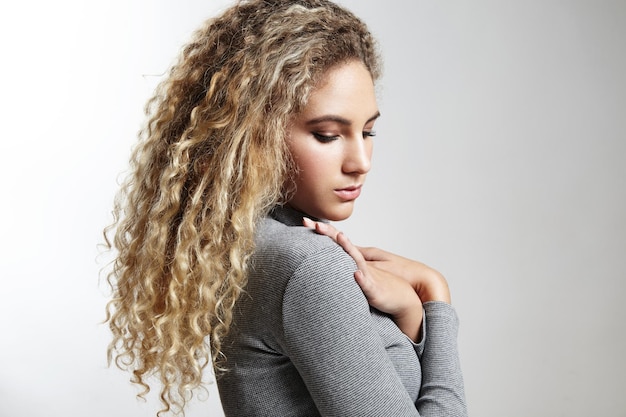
<box><xmin>423</xmin><ymin>301</ymin><xmax>459</xmax><ymax>322</ymax></box>
<box><xmin>408</xmin><ymin>302</ymin><xmax>458</xmax><ymax>358</ymax></box>
<box><xmin>423</xmin><ymin>300</ymin><xmax>460</xmax><ymax>341</ymax></box>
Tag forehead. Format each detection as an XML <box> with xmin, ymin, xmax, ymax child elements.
<box><xmin>299</xmin><ymin>61</ymin><xmax>378</xmax><ymax>119</ymax></box>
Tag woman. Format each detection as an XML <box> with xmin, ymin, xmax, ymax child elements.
<box><xmin>105</xmin><ymin>0</ymin><xmax>467</xmax><ymax>416</ymax></box>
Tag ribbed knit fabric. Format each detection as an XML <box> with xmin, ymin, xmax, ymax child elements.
<box><xmin>216</xmin><ymin>205</ymin><xmax>467</xmax><ymax>416</ymax></box>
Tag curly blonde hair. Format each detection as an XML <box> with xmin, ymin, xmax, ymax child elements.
<box><xmin>104</xmin><ymin>0</ymin><xmax>381</xmax><ymax>414</ymax></box>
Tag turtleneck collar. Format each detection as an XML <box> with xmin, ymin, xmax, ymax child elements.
<box><xmin>269</xmin><ymin>204</ymin><xmax>328</xmax><ymax>227</ymax></box>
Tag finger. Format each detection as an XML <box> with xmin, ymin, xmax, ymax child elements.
<box><xmin>302</xmin><ymin>217</ymin><xmax>317</xmax><ymax>229</ymax></box>
<box><xmin>354</xmin><ymin>269</ymin><xmax>374</xmax><ymax>296</ymax></box>
<box><xmin>302</xmin><ymin>217</ymin><xmax>341</xmax><ymax>241</ymax></box>
<box><xmin>301</xmin><ymin>218</ymin><xmax>368</xmax><ymax>271</ymax></box>
<box><xmin>357</xmin><ymin>246</ymin><xmax>386</xmax><ymax>258</ymax></box>
<box><xmin>315</xmin><ymin>222</ymin><xmax>339</xmax><ymax>240</ymax></box>
<box><xmin>336</xmin><ymin>232</ymin><xmax>368</xmax><ymax>271</ymax></box>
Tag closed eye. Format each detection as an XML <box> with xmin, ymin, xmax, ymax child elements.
<box><xmin>312</xmin><ymin>132</ymin><xmax>339</xmax><ymax>143</ymax></box>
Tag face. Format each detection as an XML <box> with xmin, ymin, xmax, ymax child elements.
<box><xmin>287</xmin><ymin>60</ymin><xmax>379</xmax><ymax>221</ymax></box>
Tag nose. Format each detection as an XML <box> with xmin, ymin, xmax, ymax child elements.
<box><xmin>342</xmin><ymin>136</ymin><xmax>372</xmax><ymax>175</ymax></box>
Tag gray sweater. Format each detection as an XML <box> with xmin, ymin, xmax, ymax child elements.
<box><xmin>217</xmin><ymin>206</ymin><xmax>467</xmax><ymax>416</ymax></box>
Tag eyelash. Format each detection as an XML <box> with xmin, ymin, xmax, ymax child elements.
<box><xmin>312</xmin><ymin>131</ymin><xmax>377</xmax><ymax>143</ymax></box>
<box><xmin>312</xmin><ymin>132</ymin><xmax>339</xmax><ymax>143</ymax></box>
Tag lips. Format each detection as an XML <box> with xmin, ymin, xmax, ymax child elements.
<box><xmin>334</xmin><ymin>185</ymin><xmax>362</xmax><ymax>201</ymax></box>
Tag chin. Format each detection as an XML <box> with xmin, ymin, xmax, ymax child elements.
<box><xmin>323</xmin><ymin>204</ymin><xmax>355</xmax><ymax>222</ymax></box>
<box><xmin>292</xmin><ymin>201</ymin><xmax>356</xmax><ymax>222</ymax></box>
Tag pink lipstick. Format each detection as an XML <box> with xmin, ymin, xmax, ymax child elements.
<box><xmin>334</xmin><ymin>185</ymin><xmax>362</xmax><ymax>201</ymax></box>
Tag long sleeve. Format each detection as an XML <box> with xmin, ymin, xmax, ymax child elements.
<box><xmin>217</xmin><ymin>210</ymin><xmax>468</xmax><ymax>417</ymax></box>
<box><xmin>282</xmin><ymin>245</ymin><xmax>420</xmax><ymax>416</ymax></box>
<box><xmin>282</xmin><ymin>247</ymin><xmax>468</xmax><ymax>417</ymax></box>
<box><xmin>417</xmin><ymin>301</ymin><xmax>467</xmax><ymax>416</ymax></box>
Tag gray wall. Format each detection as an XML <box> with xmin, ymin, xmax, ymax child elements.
<box><xmin>343</xmin><ymin>1</ymin><xmax>626</xmax><ymax>416</ymax></box>
<box><xmin>1</xmin><ymin>1</ymin><xmax>623</xmax><ymax>416</ymax></box>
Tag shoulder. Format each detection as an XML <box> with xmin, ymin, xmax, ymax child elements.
<box><xmin>255</xmin><ymin>215</ymin><xmax>356</xmax><ymax>274</ymax></box>
<box><xmin>254</xmin><ymin>216</ymin><xmax>362</xmax><ymax>308</ymax></box>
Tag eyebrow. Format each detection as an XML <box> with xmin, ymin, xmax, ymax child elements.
<box><xmin>305</xmin><ymin>111</ymin><xmax>381</xmax><ymax>126</ymax></box>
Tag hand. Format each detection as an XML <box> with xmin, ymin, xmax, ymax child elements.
<box><xmin>358</xmin><ymin>247</ymin><xmax>451</xmax><ymax>304</ymax></box>
<box><xmin>303</xmin><ymin>218</ymin><xmax>423</xmax><ymax>342</ymax></box>
<box><xmin>302</xmin><ymin>218</ymin><xmax>451</xmax><ymax>304</ymax></box>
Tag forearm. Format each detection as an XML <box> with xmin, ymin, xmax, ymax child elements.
<box><xmin>416</xmin><ymin>301</ymin><xmax>467</xmax><ymax>416</ymax></box>
<box><xmin>392</xmin><ymin>294</ymin><xmax>424</xmax><ymax>342</ymax></box>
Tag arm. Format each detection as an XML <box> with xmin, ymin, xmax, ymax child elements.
<box><xmin>418</xmin><ymin>301</ymin><xmax>467</xmax><ymax>416</ymax></box>
<box><xmin>302</xmin><ymin>218</ymin><xmax>424</xmax><ymax>341</ymax></box>
<box><xmin>357</xmin><ymin>246</ymin><xmax>452</xmax><ymax>304</ymax></box>
<box><xmin>303</xmin><ymin>218</ymin><xmax>468</xmax><ymax>416</ymax></box>
<box><xmin>282</xmin><ymin>245</ymin><xmax>420</xmax><ymax>416</ymax></box>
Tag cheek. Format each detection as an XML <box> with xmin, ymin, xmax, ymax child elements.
<box><xmin>294</xmin><ymin>153</ymin><xmax>325</xmax><ymax>187</ymax></box>
<box><xmin>291</xmin><ymin>142</ymin><xmax>330</xmax><ymax>177</ymax></box>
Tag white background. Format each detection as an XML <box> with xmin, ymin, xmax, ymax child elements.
<box><xmin>1</xmin><ymin>1</ymin><xmax>624</xmax><ymax>416</ymax></box>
